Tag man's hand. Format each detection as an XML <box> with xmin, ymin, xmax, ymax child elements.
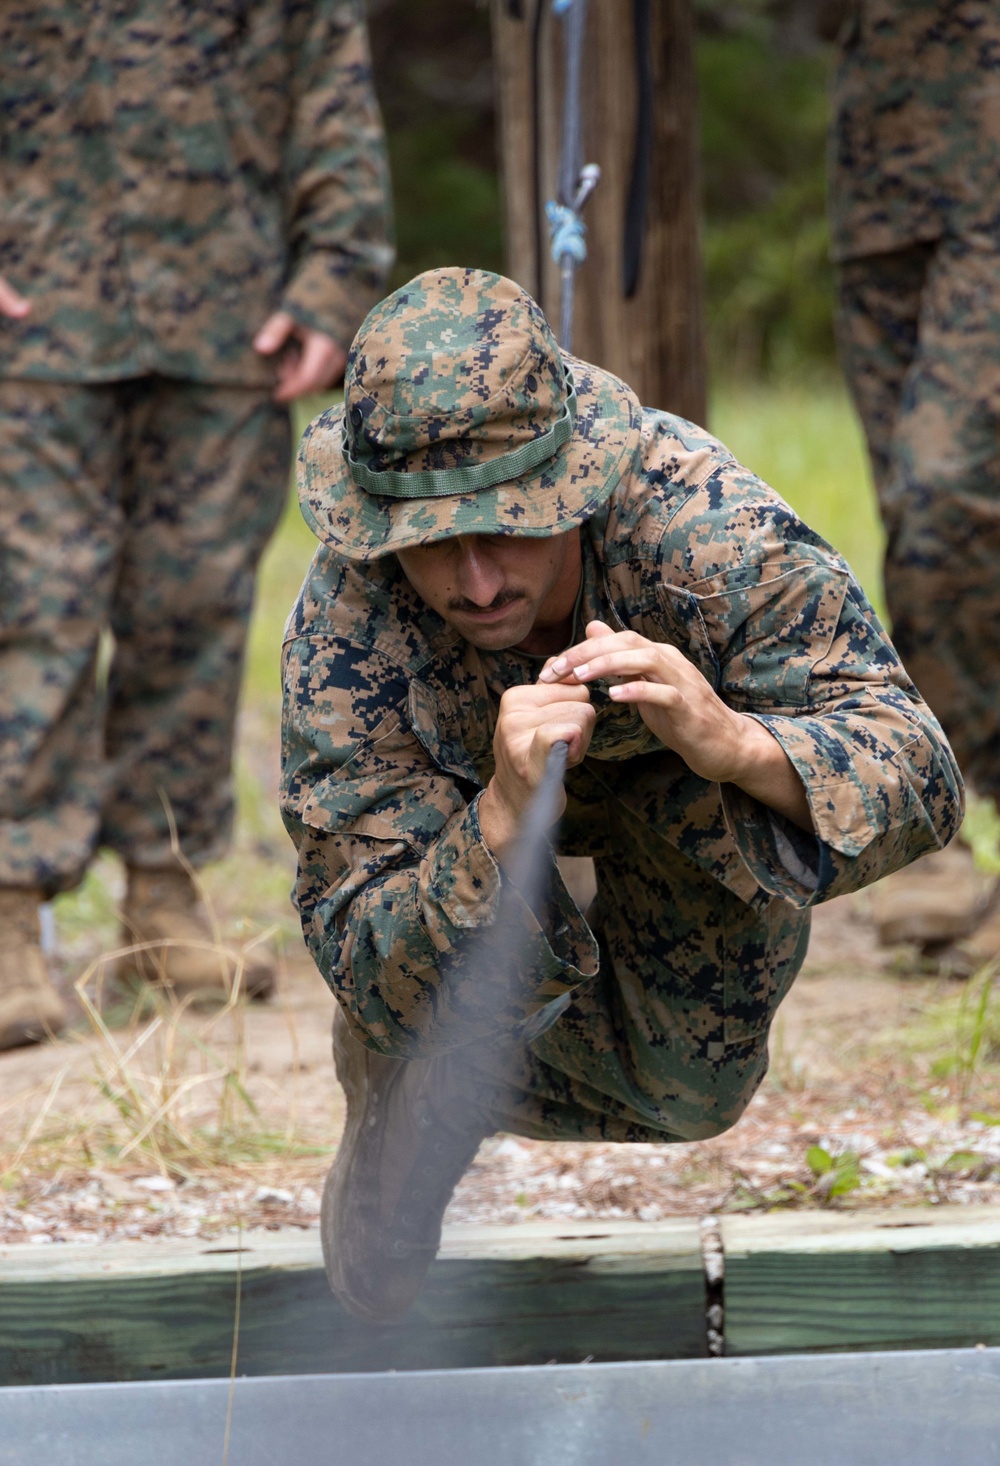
<box><xmin>253</xmin><ymin>311</ymin><xmax>347</xmax><ymax>403</ymax></box>
<box><xmin>0</xmin><ymin>276</ymin><xmax>31</xmax><ymax>319</ymax></box>
<box><xmin>540</xmin><ymin>619</ymin><xmax>813</xmax><ymax>831</ymax></box>
<box><xmin>478</xmin><ymin>681</ymin><xmax>596</xmax><ymax>865</ymax></box>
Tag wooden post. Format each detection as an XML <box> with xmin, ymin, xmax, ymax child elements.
<box><xmin>491</xmin><ymin>0</ymin><xmax>706</xmax><ymax>422</ymax></box>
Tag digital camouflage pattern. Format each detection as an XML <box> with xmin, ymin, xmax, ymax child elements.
<box><xmin>830</xmin><ymin>2</ymin><xmax>1000</xmax><ymax>800</ymax></box>
<box><xmin>0</xmin><ymin>0</ymin><xmax>393</xmax><ymax>384</ymax></box>
<box><xmin>828</xmin><ymin>0</ymin><xmax>1000</xmax><ymax>263</ymax></box>
<box><xmin>0</xmin><ymin>379</ymin><xmax>289</xmax><ymax>895</ymax></box>
<box><xmin>836</xmin><ymin>242</ymin><xmax>1000</xmax><ymax>801</ymax></box>
<box><xmin>282</xmin><ymin>407</ymin><xmax>963</xmax><ymax>1143</ymax></box>
<box><xmin>300</xmin><ymin>268</ymin><xmax>642</xmax><ymax>559</ymax></box>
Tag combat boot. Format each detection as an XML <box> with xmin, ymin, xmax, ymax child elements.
<box><xmin>927</xmin><ymin>890</ymin><xmax>1000</xmax><ymax>979</ymax></box>
<box><xmin>114</xmin><ymin>866</ymin><xmax>275</xmax><ymax>1003</ymax></box>
<box><xmin>323</xmin><ymin>1008</ymin><xmax>495</xmax><ymax>1323</ymax></box>
<box><xmin>0</xmin><ymin>889</ymin><xmax>67</xmax><ymax>1050</ymax></box>
<box><xmin>868</xmin><ymin>841</ymin><xmax>994</xmax><ymax>950</ymax></box>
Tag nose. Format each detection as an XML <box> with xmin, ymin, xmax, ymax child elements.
<box><xmin>454</xmin><ymin>537</ymin><xmax>505</xmax><ymax>606</ymax></box>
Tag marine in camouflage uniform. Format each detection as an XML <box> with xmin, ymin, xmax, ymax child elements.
<box><xmin>827</xmin><ymin>0</ymin><xmax>1000</xmax><ymax>962</ymax></box>
<box><xmin>0</xmin><ymin>0</ymin><xmax>392</xmax><ymax>1046</ymax></box>
<box><xmin>280</xmin><ymin>267</ymin><xmax>961</xmax><ymax>1321</ymax></box>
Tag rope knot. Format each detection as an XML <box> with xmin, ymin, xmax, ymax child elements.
<box><xmin>546</xmin><ymin>201</ymin><xmax>588</xmax><ymax>266</ymax></box>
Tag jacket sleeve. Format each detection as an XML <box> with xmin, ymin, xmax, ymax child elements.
<box><xmin>280</xmin><ymin>634</ymin><xmax>598</xmax><ymax>1057</ymax></box>
<box><xmin>280</xmin><ymin>0</ymin><xmax>394</xmax><ymax>346</ymax></box>
<box><xmin>658</xmin><ymin>465</ymin><xmax>964</xmax><ymax>907</ymax></box>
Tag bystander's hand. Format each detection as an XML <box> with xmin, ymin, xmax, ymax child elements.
<box><xmin>540</xmin><ymin>619</ymin><xmax>814</xmax><ymax>832</ymax></box>
<box><xmin>253</xmin><ymin>310</ymin><xmax>347</xmax><ymax>403</ymax></box>
<box><xmin>478</xmin><ymin>681</ymin><xmax>596</xmax><ymax>864</ymax></box>
<box><xmin>0</xmin><ymin>276</ymin><xmax>31</xmax><ymax>318</ymax></box>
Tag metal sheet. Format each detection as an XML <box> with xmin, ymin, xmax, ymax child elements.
<box><xmin>2</xmin><ymin>1348</ymin><xmax>999</xmax><ymax>1466</ymax></box>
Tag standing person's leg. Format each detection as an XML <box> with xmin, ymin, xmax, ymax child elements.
<box><xmin>103</xmin><ymin>378</ymin><xmax>290</xmax><ymax>999</ymax></box>
<box><xmin>835</xmin><ymin>243</ymin><xmax>995</xmax><ymax>951</ymax></box>
<box><xmin>877</xmin><ymin>238</ymin><xmax>1000</xmax><ymax>793</ymax></box>
<box><xmin>877</xmin><ymin>238</ymin><xmax>1000</xmax><ymax>970</ymax></box>
<box><xmin>0</xmin><ymin>381</ymin><xmax>125</xmax><ymax>1046</ymax></box>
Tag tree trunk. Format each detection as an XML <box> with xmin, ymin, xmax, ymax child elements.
<box><xmin>490</xmin><ymin>0</ymin><xmax>706</xmax><ymax>423</ymax></box>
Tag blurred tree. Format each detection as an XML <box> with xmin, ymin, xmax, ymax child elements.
<box><xmin>367</xmin><ymin>0</ymin><xmax>503</xmax><ymax>289</ymax></box>
<box><xmin>697</xmin><ymin>0</ymin><xmax>834</xmax><ymax>377</ymax></box>
<box><xmin>367</xmin><ymin>0</ymin><xmax>834</xmax><ymax>378</ymax></box>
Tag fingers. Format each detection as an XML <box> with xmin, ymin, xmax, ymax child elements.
<box><xmin>538</xmin><ymin>622</ymin><xmax>652</xmax><ymax>684</ymax></box>
<box><xmin>252</xmin><ymin>310</ymin><xmax>294</xmax><ymax>356</ymax></box>
<box><xmin>496</xmin><ymin>683</ymin><xmax>595</xmax><ymax>773</ymax></box>
<box><xmin>0</xmin><ymin>276</ymin><xmax>31</xmax><ymax>319</ymax></box>
<box><xmin>607</xmin><ymin>680</ymin><xmax>682</xmax><ymax>709</ymax></box>
<box><xmin>273</xmin><ymin>330</ymin><xmax>346</xmax><ymax>403</ymax></box>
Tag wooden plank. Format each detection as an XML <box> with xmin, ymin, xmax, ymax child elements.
<box><xmin>0</xmin><ymin>1219</ymin><xmax>707</xmax><ymax>1386</ymax></box>
<box><xmin>721</xmin><ymin>1206</ymin><xmax>1000</xmax><ymax>1357</ymax></box>
<box><xmin>491</xmin><ymin>0</ymin><xmax>707</xmax><ymax>421</ymax></box>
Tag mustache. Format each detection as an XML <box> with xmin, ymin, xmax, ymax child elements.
<box><xmin>447</xmin><ymin>588</ymin><xmax>526</xmax><ymax>615</ymax></box>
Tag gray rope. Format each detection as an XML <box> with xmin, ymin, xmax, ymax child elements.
<box><xmin>547</xmin><ymin>0</ymin><xmax>600</xmax><ymax>351</ymax></box>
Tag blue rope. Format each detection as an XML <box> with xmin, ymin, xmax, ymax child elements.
<box><xmin>545</xmin><ymin>200</ymin><xmax>587</xmax><ymax>265</ymax></box>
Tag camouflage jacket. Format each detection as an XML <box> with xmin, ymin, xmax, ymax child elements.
<box><xmin>0</xmin><ymin>0</ymin><xmax>393</xmax><ymax>384</ymax></box>
<box><xmin>828</xmin><ymin>0</ymin><xmax>1000</xmax><ymax>262</ymax></box>
<box><xmin>281</xmin><ymin>411</ymin><xmax>963</xmax><ymax>1057</ymax></box>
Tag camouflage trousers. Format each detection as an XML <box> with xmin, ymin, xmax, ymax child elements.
<box><xmin>463</xmin><ymin>805</ymin><xmax>809</xmax><ymax>1145</ymax></box>
<box><xmin>0</xmin><ymin>378</ymin><xmax>289</xmax><ymax>895</ymax></box>
<box><xmin>836</xmin><ymin>237</ymin><xmax>1000</xmax><ymax>800</ymax></box>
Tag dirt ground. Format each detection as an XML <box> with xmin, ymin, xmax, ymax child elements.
<box><xmin>3</xmin><ymin>876</ymin><xmax>999</xmax><ymax>1248</ymax></box>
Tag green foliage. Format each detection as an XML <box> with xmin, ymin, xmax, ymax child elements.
<box><xmin>386</xmin><ymin>118</ymin><xmax>503</xmax><ymax>291</ymax></box>
<box><xmin>698</xmin><ymin>19</ymin><xmax>835</xmax><ymax>377</ymax></box>
<box><xmin>805</xmin><ymin>1145</ymin><xmax>862</xmax><ymax>1197</ymax></box>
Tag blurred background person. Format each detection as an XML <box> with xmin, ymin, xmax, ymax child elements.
<box><xmin>825</xmin><ymin>0</ymin><xmax>1000</xmax><ymax>972</ymax></box>
<box><xmin>0</xmin><ymin>0</ymin><xmax>393</xmax><ymax>1048</ymax></box>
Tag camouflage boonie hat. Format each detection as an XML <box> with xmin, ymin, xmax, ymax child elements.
<box><xmin>297</xmin><ymin>266</ymin><xmax>643</xmax><ymax>561</ymax></box>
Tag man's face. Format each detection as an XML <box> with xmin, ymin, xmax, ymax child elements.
<box><xmin>396</xmin><ymin>529</ymin><xmax>582</xmax><ymax>653</ymax></box>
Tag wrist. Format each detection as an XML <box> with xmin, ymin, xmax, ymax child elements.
<box><xmin>718</xmin><ymin>711</ymin><xmax>774</xmax><ymax>788</ymax></box>
<box><xmin>477</xmin><ymin>779</ymin><xmax>521</xmax><ymax>862</ymax></box>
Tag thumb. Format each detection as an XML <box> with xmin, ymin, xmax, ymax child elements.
<box><xmin>0</xmin><ymin>276</ymin><xmax>31</xmax><ymax>319</ymax></box>
<box><xmin>253</xmin><ymin>310</ymin><xmax>296</xmax><ymax>355</ymax></box>
<box><xmin>585</xmin><ymin>619</ymin><xmax>615</xmax><ymax>640</ymax></box>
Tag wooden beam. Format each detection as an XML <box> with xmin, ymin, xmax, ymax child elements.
<box><xmin>721</xmin><ymin>1206</ymin><xmax>1000</xmax><ymax>1356</ymax></box>
<box><xmin>490</xmin><ymin>0</ymin><xmax>707</xmax><ymax>421</ymax></box>
<box><xmin>5</xmin><ymin>1206</ymin><xmax>1000</xmax><ymax>1387</ymax></box>
<box><xmin>0</xmin><ymin>1219</ymin><xmax>706</xmax><ymax>1387</ymax></box>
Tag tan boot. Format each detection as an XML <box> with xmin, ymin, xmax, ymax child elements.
<box><xmin>114</xmin><ymin>866</ymin><xmax>275</xmax><ymax>1003</ymax></box>
<box><xmin>868</xmin><ymin>841</ymin><xmax>995</xmax><ymax>949</ymax></box>
<box><xmin>323</xmin><ymin>1008</ymin><xmax>494</xmax><ymax>1322</ymax></box>
<box><xmin>0</xmin><ymin>889</ymin><xmax>67</xmax><ymax>1050</ymax></box>
<box><xmin>927</xmin><ymin>892</ymin><xmax>1000</xmax><ymax>979</ymax></box>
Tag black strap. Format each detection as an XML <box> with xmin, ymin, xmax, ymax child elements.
<box><xmin>623</xmin><ymin>0</ymin><xmax>653</xmax><ymax>298</ymax></box>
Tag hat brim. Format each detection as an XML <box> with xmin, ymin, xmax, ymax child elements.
<box><xmin>297</xmin><ymin>354</ymin><xmax>643</xmax><ymax>562</ymax></box>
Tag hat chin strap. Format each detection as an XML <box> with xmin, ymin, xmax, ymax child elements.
<box><xmin>343</xmin><ymin>367</ymin><xmax>578</xmax><ymax>499</ymax></box>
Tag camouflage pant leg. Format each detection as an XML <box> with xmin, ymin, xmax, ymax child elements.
<box><xmin>0</xmin><ymin>378</ymin><xmax>289</xmax><ymax>893</ymax></box>
<box><xmin>101</xmin><ymin>378</ymin><xmax>290</xmax><ymax>869</ymax></box>
<box><xmin>0</xmin><ymin>382</ymin><xmax>122</xmax><ymax>891</ymax></box>
<box><xmin>836</xmin><ymin>239</ymin><xmax>1000</xmax><ymax>797</ymax></box>
<box><xmin>470</xmin><ymin>803</ymin><xmax>809</xmax><ymax>1145</ymax></box>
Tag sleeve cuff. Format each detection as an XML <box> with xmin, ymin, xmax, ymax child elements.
<box><xmin>281</xmin><ymin>250</ymin><xmax>390</xmax><ymax>348</ymax></box>
<box><xmin>421</xmin><ymin>795</ymin><xmax>600</xmax><ymax>1001</ymax></box>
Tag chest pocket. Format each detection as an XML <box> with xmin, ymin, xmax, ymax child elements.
<box><xmin>664</xmin><ymin>562</ymin><xmax>848</xmax><ymax>711</ymax></box>
<box><xmin>650</xmin><ymin>584</ymin><xmax>721</xmax><ymax>689</ymax></box>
